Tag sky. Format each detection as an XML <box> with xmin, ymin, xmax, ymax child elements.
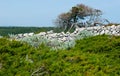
<box><xmin>0</xmin><ymin>0</ymin><xmax>120</xmax><ymax>27</ymax></box>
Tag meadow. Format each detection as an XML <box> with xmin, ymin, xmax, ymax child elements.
<box><xmin>0</xmin><ymin>35</ymin><xmax>120</xmax><ymax>76</ymax></box>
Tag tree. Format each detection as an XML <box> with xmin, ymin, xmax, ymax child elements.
<box><xmin>55</xmin><ymin>4</ymin><xmax>109</xmax><ymax>32</ymax></box>
<box><xmin>55</xmin><ymin>12</ymin><xmax>72</xmax><ymax>31</ymax></box>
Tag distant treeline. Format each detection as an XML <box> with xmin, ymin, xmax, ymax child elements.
<box><xmin>0</xmin><ymin>27</ymin><xmax>63</xmax><ymax>36</ymax></box>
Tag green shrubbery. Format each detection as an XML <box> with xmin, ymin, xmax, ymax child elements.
<box><xmin>0</xmin><ymin>35</ymin><xmax>120</xmax><ymax>76</ymax></box>
<box><xmin>0</xmin><ymin>27</ymin><xmax>57</xmax><ymax>36</ymax></box>
<box><xmin>74</xmin><ymin>35</ymin><xmax>120</xmax><ymax>53</ymax></box>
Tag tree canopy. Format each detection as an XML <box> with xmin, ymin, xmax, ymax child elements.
<box><xmin>55</xmin><ymin>4</ymin><xmax>109</xmax><ymax>32</ymax></box>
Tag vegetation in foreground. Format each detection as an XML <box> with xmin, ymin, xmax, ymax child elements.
<box><xmin>0</xmin><ymin>35</ymin><xmax>120</xmax><ymax>76</ymax></box>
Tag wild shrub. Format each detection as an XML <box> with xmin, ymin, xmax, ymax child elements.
<box><xmin>74</xmin><ymin>35</ymin><xmax>120</xmax><ymax>53</ymax></box>
<box><xmin>0</xmin><ymin>35</ymin><xmax>120</xmax><ymax>76</ymax></box>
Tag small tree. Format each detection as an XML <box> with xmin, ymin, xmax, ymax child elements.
<box><xmin>55</xmin><ymin>12</ymin><xmax>72</xmax><ymax>31</ymax></box>
<box><xmin>55</xmin><ymin>4</ymin><xmax>109</xmax><ymax>32</ymax></box>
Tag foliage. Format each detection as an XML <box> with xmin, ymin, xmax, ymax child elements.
<box><xmin>0</xmin><ymin>27</ymin><xmax>61</xmax><ymax>36</ymax></box>
<box><xmin>55</xmin><ymin>4</ymin><xmax>105</xmax><ymax>31</ymax></box>
<box><xmin>74</xmin><ymin>35</ymin><xmax>120</xmax><ymax>53</ymax></box>
<box><xmin>17</xmin><ymin>29</ymin><xmax>94</xmax><ymax>50</ymax></box>
<box><xmin>0</xmin><ymin>35</ymin><xmax>120</xmax><ymax>76</ymax></box>
<box><xmin>75</xmin><ymin>30</ymin><xmax>94</xmax><ymax>40</ymax></box>
<box><xmin>18</xmin><ymin>35</ymin><xmax>49</xmax><ymax>48</ymax></box>
<box><xmin>18</xmin><ymin>35</ymin><xmax>76</xmax><ymax>50</ymax></box>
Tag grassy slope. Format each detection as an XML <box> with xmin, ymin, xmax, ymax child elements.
<box><xmin>0</xmin><ymin>35</ymin><xmax>120</xmax><ymax>76</ymax></box>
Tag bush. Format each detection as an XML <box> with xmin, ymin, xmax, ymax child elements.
<box><xmin>74</xmin><ymin>35</ymin><xmax>120</xmax><ymax>53</ymax></box>
<box><xmin>0</xmin><ymin>35</ymin><xmax>120</xmax><ymax>76</ymax></box>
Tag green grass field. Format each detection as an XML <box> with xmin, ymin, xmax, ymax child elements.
<box><xmin>0</xmin><ymin>35</ymin><xmax>120</xmax><ymax>76</ymax></box>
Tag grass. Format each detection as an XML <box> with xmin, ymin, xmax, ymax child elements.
<box><xmin>0</xmin><ymin>35</ymin><xmax>120</xmax><ymax>76</ymax></box>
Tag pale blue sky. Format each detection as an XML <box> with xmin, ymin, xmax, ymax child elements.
<box><xmin>0</xmin><ymin>0</ymin><xmax>120</xmax><ymax>27</ymax></box>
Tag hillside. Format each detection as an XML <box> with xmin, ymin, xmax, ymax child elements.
<box><xmin>0</xmin><ymin>35</ymin><xmax>120</xmax><ymax>76</ymax></box>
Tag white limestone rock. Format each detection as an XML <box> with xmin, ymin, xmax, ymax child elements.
<box><xmin>110</xmin><ymin>25</ymin><xmax>116</xmax><ymax>29</ymax></box>
<box><xmin>37</xmin><ymin>32</ymin><xmax>46</xmax><ymax>36</ymax></box>
<box><xmin>104</xmin><ymin>30</ymin><xmax>110</xmax><ymax>34</ymax></box>
<box><xmin>23</xmin><ymin>33</ymin><xmax>29</xmax><ymax>37</ymax></box>
<box><xmin>47</xmin><ymin>30</ymin><xmax>53</xmax><ymax>34</ymax></box>
<box><xmin>28</xmin><ymin>32</ymin><xmax>34</xmax><ymax>36</ymax></box>
<box><xmin>112</xmin><ymin>30</ymin><xmax>117</xmax><ymax>35</ymax></box>
<box><xmin>18</xmin><ymin>34</ymin><xmax>23</xmax><ymax>38</ymax></box>
<box><xmin>100</xmin><ymin>30</ymin><xmax>105</xmax><ymax>35</ymax></box>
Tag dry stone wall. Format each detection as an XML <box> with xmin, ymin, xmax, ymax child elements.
<box><xmin>8</xmin><ymin>25</ymin><xmax>120</xmax><ymax>50</ymax></box>
<box><xmin>85</xmin><ymin>25</ymin><xmax>120</xmax><ymax>36</ymax></box>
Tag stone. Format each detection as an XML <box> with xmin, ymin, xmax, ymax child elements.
<box><xmin>111</xmin><ymin>25</ymin><xmax>116</xmax><ymax>28</ymax></box>
<box><xmin>100</xmin><ymin>30</ymin><xmax>105</xmax><ymax>35</ymax></box>
<box><xmin>112</xmin><ymin>31</ymin><xmax>117</xmax><ymax>35</ymax></box>
<box><xmin>28</xmin><ymin>32</ymin><xmax>34</xmax><ymax>36</ymax></box>
<box><xmin>47</xmin><ymin>30</ymin><xmax>53</xmax><ymax>34</ymax></box>
<box><xmin>61</xmin><ymin>32</ymin><xmax>65</xmax><ymax>35</ymax></box>
<box><xmin>12</xmin><ymin>25</ymin><xmax>120</xmax><ymax>45</ymax></box>
<box><xmin>23</xmin><ymin>33</ymin><xmax>29</xmax><ymax>37</ymax></box>
<box><xmin>104</xmin><ymin>30</ymin><xmax>109</xmax><ymax>34</ymax></box>
<box><xmin>17</xmin><ymin>34</ymin><xmax>23</xmax><ymax>38</ymax></box>
<box><xmin>37</xmin><ymin>32</ymin><xmax>46</xmax><ymax>36</ymax></box>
